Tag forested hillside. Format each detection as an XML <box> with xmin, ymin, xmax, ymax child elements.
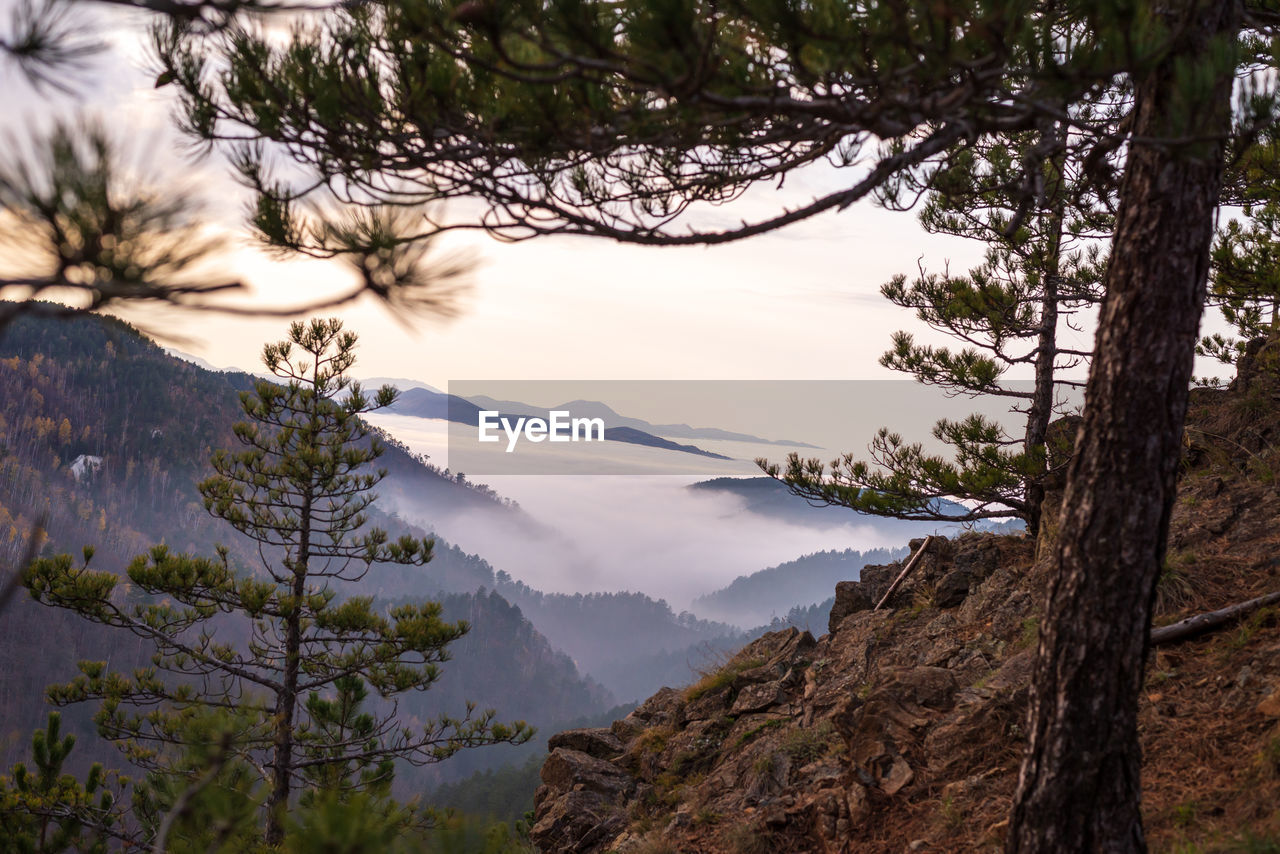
<box><xmin>0</xmin><ymin>313</ymin><xmax>609</xmax><ymax>786</ymax></box>
<box><xmin>493</xmin><ymin>573</ymin><xmax>745</xmax><ymax>701</ymax></box>
<box><xmin>691</xmin><ymin>546</ymin><xmax>907</xmax><ymax>626</ymax></box>
<box><xmin>0</xmin><ymin>312</ymin><xmax>515</xmax><ymax>574</ymax></box>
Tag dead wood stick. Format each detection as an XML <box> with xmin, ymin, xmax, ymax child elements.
<box><xmin>1151</xmin><ymin>590</ymin><xmax>1280</xmax><ymax>646</ymax></box>
<box><xmin>874</xmin><ymin>535</ymin><xmax>935</xmax><ymax>611</ymax></box>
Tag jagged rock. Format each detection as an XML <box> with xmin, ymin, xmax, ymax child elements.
<box><xmin>757</xmin><ymin>626</ymin><xmax>816</xmax><ymax>666</ymax></box>
<box><xmin>533</xmin><ymin>782</ymin><xmax>553</xmax><ymax>811</ymax></box>
<box><xmin>879</xmin><ymin>754</ymin><xmax>915</xmax><ymax>795</ymax></box>
<box><xmin>731</xmin><ymin>680</ymin><xmax>788</xmax><ymax>714</ymax></box>
<box><xmin>829</xmin><ymin>580</ymin><xmax>874</xmax><ymax>633</ymax></box>
<box><xmin>606</xmin><ymin>831</ymin><xmax>646</xmax><ymax>852</ymax></box>
<box><xmin>985</xmin><ymin>649</ymin><xmax>1035</xmax><ymax>695</ymax></box>
<box><xmin>834</xmin><ymin>666</ymin><xmax>960</xmax><ymax>804</ymax></box>
<box><xmin>846</xmin><ymin>782</ymin><xmax>871</xmax><ymax>823</ymax></box>
<box><xmin>631</xmin><ymin>686</ymin><xmax>683</xmax><ymax>726</ymax></box>
<box><xmin>548</xmin><ymin>727</ymin><xmax>625</xmax><ymax>759</ymax></box>
<box><xmin>855</xmin><ymin>564</ymin><xmax>895</xmax><ymax>608</ymax></box>
<box><xmin>531</xmin><ymin>750</ymin><xmax>638</xmax><ymax>853</ymax></box>
<box><xmin>958</xmin><ymin>566</ymin><xmax>1026</xmax><ymax>626</ymax></box>
<box><xmin>919</xmin><ymin>637</ymin><xmax>962</xmax><ymax>668</ymax></box>
<box><xmin>684</xmin><ymin>685</ymin><xmax>732</xmax><ymax>721</ymax></box>
<box><xmin>935</xmin><ymin>567</ymin><xmax>972</xmax><ymax>608</ymax></box>
<box><xmin>805</xmin><ymin>787</ymin><xmax>846</xmax><ymax>842</ymax></box>
<box><xmin>541</xmin><ymin>748</ymin><xmax>635</xmax><ymax>797</ymax></box>
<box><xmin>743</xmin><ymin>747</ymin><xmax>791</xmax><ymax>799</ymax></box>
<box><xmin>736</xmin><ymin>663</ymin><xmax>786</xmax><ymax>685</ymax></box>
<box><xmin>1258</xmin><ymin>685</ymin><xmax>1280</xmax><ymax>717</ymax></box>
<box><xmin>611</xmin><ymin>716</ymin><xmax>646</xmax><ymax>742</ymax></box>
<box><xmin>952</xmin><ymin>541</ymin><xmax>1002</xmax><ymax>582</ymax></box>
<box><xmin>1231</xmin><ymin>335</ymin><xmax>1279</xmax><ymax>393</ymax></box>
<box><xmin>925</xmin><ymin>612</ymin><xmax>958</xmax><ymax>637</ymax></box>
<box><xmin>910</xmin><ymin>536</ymin><xmax>956</xmax><ymax>563</ymax></box>
<box><xmin>529</xmin><ymin>789</ymin><xmax>627</xmax><ymax>854</ymax></box>
<box><xmin>990</xmin><ymin>590</ymin><xmax>1036</xmax><ymax>640</ymax></box>
<box><xmin>947</xmin><ymin>647</ymin><xmax>994</xmax><ymax>687</ymax></box>
<box><xmin>888</xmin><ymin>666</ymin><xmax>960</xmax><ymax>710</ymax></box>
<box><xmin>799</xmin><ymin>762</ymin><xmax>845</xmax><ymax>787</ymax></box>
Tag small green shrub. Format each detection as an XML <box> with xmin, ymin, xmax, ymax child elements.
<box><xmin>1156</xmin><ymin>551</ymin><xmax>1200</xmax><ymax>615</ymax></box>
<box><xmin>1015</xmin><ymin>616</ymin><xmax>1040</xmax><ymax>650</ymax></box>
<box><xmin>939</xmin><ymin>793</ymin><xmax>964</xmax><ymax>831</ymax></box>
<box><xmin>752</xmin><ymin>753</ymin><xmax>776</xmax><ymax>776</ymax></box>
<box><xmin>781</xmin><ymin>720</ymin><xmax>837</xmax><ymax>764</ymax></box>
<box><xmin>1171</xmin><ymin>800</ymin><xmax>1198</xmax><ymax>829</ymax></box>
<box><xmin>733</xmin><ymin>718</ymin><xmax>786</xmax><ymax>748</ymax></box>
<box><xmin>633</xmin><ymin>725</ymin><xmax>673</xmax><ymax>757</ymax></box>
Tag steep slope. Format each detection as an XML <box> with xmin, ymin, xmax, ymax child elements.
<box><xmin>531</xmin><ymin>352</ymin><xmax>1280</xmax><ymax>853</ymax></box>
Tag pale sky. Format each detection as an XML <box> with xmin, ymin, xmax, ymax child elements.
<box><xmin>0</xmin><ymin>0</ymin><xmax>1249</xmax><ymax>608</ymax></box>
<box><xmin>0</xmin><ymin>1</ymin><xmax>1232</xmax><ymax>389</ymax></box>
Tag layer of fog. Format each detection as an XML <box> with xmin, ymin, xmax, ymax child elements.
<box><xmin>368</xmin><ymin>413</ymin><xmax>925</xmax><ymax>610</ymax></box>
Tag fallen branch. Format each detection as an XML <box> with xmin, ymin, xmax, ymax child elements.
<box><xmin>1151</xmin><ymin>590</ymin><xmax>1280</xmax><ymax>646</ymax></box>
<box><xmin>874</xmin><ymin>535</ymin><xmax>935</xmax><ymax>611</ymax></box>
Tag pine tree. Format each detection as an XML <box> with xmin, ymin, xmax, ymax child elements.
<box><xmin>22</xmin><ymin>319</ymin><xmax>532</xmax><ymax>844</ymax></box>
<box><xmin>761</xmin><ymin>122</ymin><xmax>1111</xmax><ymax>535</ymax></box>
<box><xmin>143</xmin><ymin>4</ymin><xmax>1263</xmax><ymax>846</ymax></box>
<box><xmin>0</xmin><ymin>123</ymin><xmax>468</xmax><ymax>327</ymax></box>
<box><xmin>7</xmin><ymin>0</ymin><xmax>1275</xmax><ymax>847</ymax></box>
<box><xmin>0</xmin><ymin>712</ymin><xmax>119</xmax><ymax>853</ymax></box>
<box><xmin>1203</xmin><ymin>138</ymin><xmax>1280</xmax><ymax>376</ymax></box>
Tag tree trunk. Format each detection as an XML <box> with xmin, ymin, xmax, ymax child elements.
<box><xmin>1024</xmin><ymin>174</ymin><xmax>1065</xmax><ymax>541</ymax></box>
<box><xmin>1007</xmin><ymin>3</ymin><xmax>1239</xmax><ymax>852</ymax></box>
<box><xmin>266</xmin><ymin>494</ymin><xmax>311</xmax><ymax>846</ymax></box>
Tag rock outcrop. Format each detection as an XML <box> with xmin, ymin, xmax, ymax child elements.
<box><xmin>530</xmin><ymin>533</ymin><xmax>1041</xmax><ymax>853</ymax></box>
<box><xmin>532</xmin><ymin>368</ymin><xmax>1280</xmax><ymax>853</ymax></box>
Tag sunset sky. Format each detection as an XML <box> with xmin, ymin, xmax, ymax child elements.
<box><xmin>1</xmin><ymin>1</ymin><xmax>1232</xmax><ymax>391</ymax></box>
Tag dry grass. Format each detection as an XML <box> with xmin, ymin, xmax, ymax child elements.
<box><xmin>684</xmin><ymin>656</ymin><xmax>766</xmax><ymax>702</ymax></box>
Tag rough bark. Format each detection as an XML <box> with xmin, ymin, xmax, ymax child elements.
<box><xmin>1007</xmin><ymin>3</ymin><xmax>1240</xmax><ymax>851</ymax></box>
